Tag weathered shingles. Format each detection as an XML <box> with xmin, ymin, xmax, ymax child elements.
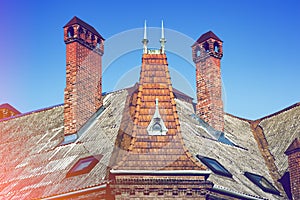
<box><xmin>0</xmin><ymin>90</ymin><xmax>128</xmax><ymax>199</ymax></box>
<box><xmin>176</xmin><ymin>98</ymin><xmax>283</xmax><ymax>199</ymax></box>
<box><xmin>0</xmin><ymin>105</ymin><xmax>64</xmax><ymax>199</ymax></box>
<box><xmin>260</xmin><ymin>105</ymin><xmax>300</xmax><ymax>176</ymax></box>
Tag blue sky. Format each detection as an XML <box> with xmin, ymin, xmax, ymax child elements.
<box><xmin>0</xmin><ymin>0</ymin><xmax>299</xmax><ymax>120</ymax></box>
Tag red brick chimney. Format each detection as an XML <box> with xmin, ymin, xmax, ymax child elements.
<box><xmin>285</xmin><ymin>138</ymin><xmax>300</xmax><ymax>200</ymax></box>
<box><xmin>63</xmin><ymin>16</ymin><xmax>104</xmax><ymax>135</ymax></box>
<box><xmin>192</xmin><ymin>31</ymin><xmax>224</xmax><ymax>132</ymax></box>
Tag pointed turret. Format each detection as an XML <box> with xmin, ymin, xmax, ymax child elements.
<box><xmin>142</xmin><ymin>20</ymin><xmax>148</xmax><ymax>54</ymax></box>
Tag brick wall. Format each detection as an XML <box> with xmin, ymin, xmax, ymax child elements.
<box><xmin>285</xmin><ymin>138</ymin><xmax>300</xmax><ymax>200</ymax></box>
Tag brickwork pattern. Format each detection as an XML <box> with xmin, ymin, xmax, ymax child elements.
<box><xmin>110</xmin><ymin>174</ymin><xmax>212</xmax><ymax>199</ymax></box>
<box><xmin>192</xmin><ymin>33</ymin><xmax>224</xmax><ymax>132</ymax></box>
<box><xmin>288</xmin><ymin>151</ymin><xmax>300</xmax><ymax>200</ymax></box>
<box><xmin>285</xmin><ymin>138</ymin><xmax>300</xmax><ymax>200</ymax></box>
<box><xmin>63</xmin><ymin>18</ymin><xmax>104</xmax><ymax>135</ymax></box>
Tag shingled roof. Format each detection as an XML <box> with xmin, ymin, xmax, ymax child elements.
<box><xmin>196</xmin><ymin>30</ymin><xmax>222</xmax><ymax>43</ymax></box>
<box><xmin>1</xmin><ymin>86</ymin><xmax>299</xmax><ymax>199</ymax></box>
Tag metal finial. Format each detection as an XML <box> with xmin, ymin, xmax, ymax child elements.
<box><xmin>142</xmin><ymin>20</ymin><xmax>149</xmax><ymax>54</ymax></box>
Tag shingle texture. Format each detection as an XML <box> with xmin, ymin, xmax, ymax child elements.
<box><xmin>0</xmin><ymin>87</ymin><xmax>298</xmax><ymax>199</ymax></box>
<box><xmin>259</xmin><ymin>105</ymin><xmax>300</xmax><ymax>176</ymax></box>
<box><xmin>176</xmin><ymin>99</ymin><xmax>284</xmax><ymax>199</ymax></box>
<box><xmin>0</xmin><ymin>90</ymin><xmax>127</xmax><ymax>199</ymax></box>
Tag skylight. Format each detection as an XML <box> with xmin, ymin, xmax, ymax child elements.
<box><xmin>244</xmin><ymin>172</ymin><xmax>280</xmax><ymax>195</ymax></box>
<box><xmin>59</xmin><ymin>133</ymin><xmax>78</xmax><ymax>146</ymax></box>
<box><xmin>66</xmin><ymin>155</ymin><xmax>102</xmax><ymax>177</ymax></box>
<box><xmin>196</xmin><ymin>155</ymin><xmax>232</xmax><ymax>178</ymax></box>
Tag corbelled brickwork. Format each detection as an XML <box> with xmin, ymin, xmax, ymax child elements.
<box><xmin>63</xmin><ymin>16</ymin><xmax>104</xmax><ymax>135</ymax></box>
<box><xmin>285</xmin><ymin>138</ymin><xmax>300</xmax><ymax>200</ymax></box>
<box><xmin>110</xmin><ymin>172</ymin><xmax>212</xmax><ymax>199</ymax></box>
<box><xmin>192</xmin><ymin>31</ymin><xmax>224</xmax><ymax>132</ymax></box>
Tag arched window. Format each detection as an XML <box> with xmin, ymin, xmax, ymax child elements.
<box><xmin>67</xmin><ymin>27</ymin><xmax>74</xmax><ymax>38</ymax></box>
<box><xmin>96</xmin><ymin>38</ymin><xmax>101</xmax><ymax>48</ymax></box>
<box><xmin>214</xmin><ymin>42</ymin><xmax>220</xmax><ymax>53</ymax></box>
<box><xmin>203</xmin><ymin>42</ymin><xmax>209</xmax><ymax>52</ymax></box>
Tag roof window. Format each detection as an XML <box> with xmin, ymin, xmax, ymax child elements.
<box><xmin>66</xmin><ymin>155</ymin><xmax>102</xmax><ymax>177</ymax></box>
<box><xmin>196</xmin><ymin>155</ymin><xmax>232</xmax><ymax>178</ymax></box>
<box><xmin>244</xmin><ymin>172</ymin><xmax>280</xmax><ymax>195</ymax></box>
<box><xmin>59</xmin><ymin>133</ymin><xmax>78</xmax><ymax>146</ymax></box>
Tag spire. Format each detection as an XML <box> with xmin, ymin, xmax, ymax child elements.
<box><xmin>160</xmin><ymin>20</ymin><xmax>166</xmax><ymax>54</ymax></box>
<box><xmin>142</xmin><ymin>20</ymin><xmax>148</xmax><ymax>54</ymax></box>
<box><xmin>161</xmin><ymin>20</ymin><xmax>164</xmax><ymax>39</ymax></box>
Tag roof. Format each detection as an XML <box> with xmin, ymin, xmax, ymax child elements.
<box><xmin>64</xmin><ymin>16</ymin><xmax>104</xmax><ymax>40</ymax></box>
<box><xmin>259</xmin><ymin>104</ymin><xmax>300</xmax><ymax>176</ymax></box>
<box><xmin>0</xmin><ymin>91</ymin><xmax>127</xmax><ymax>199</ymax></box>
<box><xmin>0</xmin><ymin>103</ymin><xmax>21</xmax><ymax>115</ymax></box>
<box><xmin>196</xmin><ymin>30</ymin><xmax>222</xmax><ymax>43</ymax></box>
<box><xmin>176</xmin><ymin>98</ymin><xmax>284</xmax><ymax>199</ymax></box>
<box><xmin>1</xmin><ymin>89</ymin><xmax>299</xmax><ymax>199</ymax></box>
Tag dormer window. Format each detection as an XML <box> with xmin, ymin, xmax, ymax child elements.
<box><xmin>147</xmin><ymin>98</ymin><xmax>168</xmax><ymax>135</ymax></box>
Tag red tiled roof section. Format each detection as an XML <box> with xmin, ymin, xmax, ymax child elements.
<box><xmin>64</xmin><ymin>16</ymin><xmax>104</xmax><ymax>40</ymax></box>
<box><xmin>114</xmin><ymin>54</ymin><xmax>206</xmax><ymax>170</ymax></box>
<box><xmin>196</xmin><ymin>30</ymin><xmax>222</xmax><ymax>43</ymax></box>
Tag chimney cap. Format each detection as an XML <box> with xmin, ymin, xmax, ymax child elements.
<box><xmin>64</xmin><ymin>16</ymin><xmax>104</xmax><ymax>40</ymax></box>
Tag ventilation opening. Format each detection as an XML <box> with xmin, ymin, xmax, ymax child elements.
<box><xmin>97</xmin><ymin>38</ymin><xmax>101</xmax><ymax>48</ymax></box>
<box><xmin>214</xmin><ymin>42</ymin><xmax>220</xmax><ymax>53</ymax></box>
<box><xmin>203</xmin><ymin>42</ymin><xmax>209</xmax><ymax>52</ymax></box>
<box><xmin>67</xmin><ymin>27</ymin><xmax>74</xmax><ymax>38</ymax></box>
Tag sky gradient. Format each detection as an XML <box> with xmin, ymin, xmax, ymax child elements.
<box><xmin>0</xmin><ymin>0</ymin><xmax>299</xmax><ymax>120</ymax></box>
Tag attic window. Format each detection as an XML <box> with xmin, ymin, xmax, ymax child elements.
<box><xmin>66</xmin><ymin>155</ymin><xmax>102</xmax><ymax>177</ymax></box>
<box><xmin>196</xmin><ymin>155</ymin><xmax>232</xmax><ymax>178</ymax></box>
<box><xmin>244</xmin><ymin>172</ymin><xmax>280</xmax><ymax>195</ymax></box>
